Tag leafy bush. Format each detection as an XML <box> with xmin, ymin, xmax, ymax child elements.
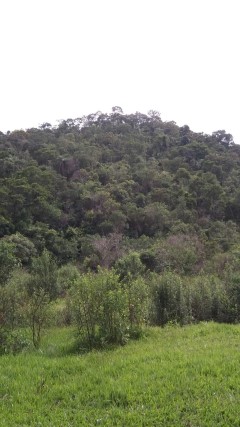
<box><xmin>115</xmin><ymin>251</ymin><xmax>145</xmax><ymax>279</ymax></box>
<box><xmin>0</xmin><ymin>269</ymin><xmax>29</xmax><ymax>332</ymax></box>
<box><xmin>3</xmin><ymin>232</ymin><xmax>37</xmax><ymax>265</ymax></box>
<box><xmin>154</xmin><ymin>234</ymin><xmax>205</xmax><ymax>275</ymax></box>
<box><xmin>187</xmin><ymin>275</ymin><xmax>222</xmax><ymax>322</ymax></box>
<box><xmin>0</xmin><ymin>330</ymin><xmax>30</xmax><ymax>355</ymax></box>
<box><xmin>0</xmin><ymin>240</ymin><xmax>18</xmax><ymax>286</ymax></box>
<box><xmin>223</xmin><ymin>271</ymin><xmax>240</xmax><ymax>323</ymax></box>
<box><xmin>154</xmin><ymin>272</ymin><xmax>189</xmax><ymax>326</ymax></box>
<box><xmin>152</xmin><ymin>272</ymin><xmax>234</xmax><ymax>326</ymax></box>
<box><xmin>25</xmin><ymin>288</ymin><xmax>51</xmax><ymax>349</ymax></box>
<box><xmin>29</xmin><ymin>249</ymin><xmax>58</xmax><ymax>300</ymax></box>
<box><xmin>70</xmin><ymin>269</ymin><xmax>127</xmax><ymax>348</ymax></box>
<box><xmin>57</xmin><ymin>263</ymin><xmax>80</xmax><ymax>296</ymax></box>
<box><xmin>70</xmin><ymin>268</ymin><xmax>149</xmax><ymax>349</ymax></box>
<box><xmin>0</xmin><ymin>268</ymin><xmax>35</xmax><ymax>353</ymax></box>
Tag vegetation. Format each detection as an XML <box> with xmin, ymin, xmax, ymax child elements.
<box><xmin>1</xmin><ymin>323</ymin><xmax>240</xmax><ymax>426</ymax></box>
<box><xmin>1</xmin><ymin>108</ymin><xmax>240</xmax><ymax>350</ymax></box>
<box><xmin>1</xmin><ymin>108</ymin><xmax>240</xmax><ymax>424</ymax></box>
<box><xmin>0</xmin><ymin>109</ymin><xmax>239</xmax><ymax>266</ymax></box>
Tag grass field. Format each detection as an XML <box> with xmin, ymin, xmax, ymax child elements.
<box><xmin>1</xmin><ymin>323</ymin><xmax>240</xmax><ymax>426</ymax></box>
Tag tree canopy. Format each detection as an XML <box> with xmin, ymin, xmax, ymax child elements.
<box><xmin>0</xmin><ymin>108</ymin><xmax>239</xmax><ymax>270</ymax></box>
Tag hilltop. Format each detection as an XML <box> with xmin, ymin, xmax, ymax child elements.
<box><xmin>0</xmin><ymin>107</ymin><xmax>239</xmax><ymax>271</ymax></box>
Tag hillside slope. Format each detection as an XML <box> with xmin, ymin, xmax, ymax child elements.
<box><xmin>1</xmin><ymin>108</ymin><xmax>240</xmax><ymax>272</ymax></box>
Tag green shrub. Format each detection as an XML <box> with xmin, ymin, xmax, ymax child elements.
<box><xmin>25</xmin><ymin>288</ymin><xmax>51</xmax><ymax>349</ymax></box>
<box><xmin>29</xmin><ymin>249</ymin><xmax>58</xmax><ymax>300</ymax></box>
<box><xmin>70</xmin><ymin>269</ymin><xmax>128</xmax><ymax>348</ymax></box>
<box><xmin>0</xmin><ymin>240</ymin><xmax>18</xmax><ymax>286</ymax></box>
<box><xmin>70</xmin><ymin>268</ymin><xmax>149</xmax><ymax>350</ymax></box>
<box><xmin>57</xmin><ymin>263</ymin><xmax>80</xmax><ymax>296</ymax></box>
<box><xmin>0</xmin><ymin>330</ymin><xmax>30</xmax><ymax>355</ymax></box>
<box><xmin>153</xmin><ymin>272</ymin><xmax>189</xmax><ymax>326</ymax></box>
<box><xmin>223</xmin><ymin>271</ymin><xmax>240</xmax><ymax>323</ymax></box>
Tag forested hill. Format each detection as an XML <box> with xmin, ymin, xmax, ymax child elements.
<box><xmin>1</xmin><ymin>107</ymin><xmax>240</xmax><ymax>273</ymax></box>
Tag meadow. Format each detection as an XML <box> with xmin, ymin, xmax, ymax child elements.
<box><xmin>1</xmin><ymin>323</ymin><xmax>240</xmax><ymax>427</ymax></box>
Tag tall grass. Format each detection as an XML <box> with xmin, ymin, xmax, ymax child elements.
<box><xmin>1</xmin><ymin>323</ymin><xmax>240</xmax><ymax>426</ymax></box>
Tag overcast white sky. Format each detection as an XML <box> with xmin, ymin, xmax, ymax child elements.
<box><xmin>0</xmin><ymin>0</ymin><xmax>239</xmax><ymax>142</ymax></box>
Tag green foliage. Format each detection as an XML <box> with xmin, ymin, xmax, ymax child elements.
<box><xmin>70</xmin><ymin>268</ymin><xmax>149</xmax><ymax>349</ymax></box>
<box><xmin>20</xmin><ymin>250</ymin><xmax>59</xmax><ymax>348</ymax></box>
<box><xmin>3</xmin><ymin>232</ymin><xmax>37</xmax><ymax>265</ymax></box>
<box><xmin>223</xmin><ymin>271</ymin><xmax>240</xmax><ymax>323</ymax></box>
<box><xmin>70</xmin><ymin>270</ymin><xmax>128</xmax><ymax>348</ymax></box>
<box><xmin>125</xmin><ymin>276</ymin><xmax>150</xmax><ymax>336</ymax></box>
<box><xmin>98</xmin><ymin>275</ymin><xmax>128</xmax><ymax>346</ymax></box>
<box><xmin>0</xmin><ymin>330</ymin><xmax>30</xmax><ymax>355</ymax></box>
<box><xmin>154</xmin><ymin>272</ymin><xmax>188</xmax><ymax>326</ymax></box>
<box><xmin>187</xmin><ymin>275</ymin><xmax>226</xmax><ymax>322</ymax></box>
<box><xmin>0</xmin><ymin>110</ymin><xmax>239</xmax><ymax>277</ymax></box>
<box><xmin>0</xmin><ymin>269</ymin><xmax>29</xmax><ymax>330</ymax></box>
<box><xmin>0</xmin><ymin>269</ymin><xmax>30</xmax><ymax>353</ymax></box>
<box><xmin>57</xmin><ymin>263</ymin><xmax>80</xmax><ymax>295</ymax></box>
<box><xmin>154</xmin><ymin>234</ymin><xmax>205</xmax><ymax>275</ymax></box>
<box><xmin>115</xmin><ymin>251</ymin><xmax>145</xmax><ymax>281</ymax></box>
<box><xmin>29</xmin><ymin>249</ymin><xmax>58</xmax><ymax>300</ymax></box>
<box><xmin>1</xmin><ymin>109</ymin><xmax>240</xmax><ymax>340</ymax></box>
<box><xmin>26</xmin><ymin>288</ymin><xmax>51</xmax><ymax>349</ymax></box>
<box><xmin>115</xmin><ymin>252</ymin><xmax>149</xmax><ymax>336</ymax></box>
<box><xmin>152</xmin><ymin>271</ymin><xmax>240</xmax><ymax>326</ymax></box>
<box><xmin>0</xmin><ymin>240</ymin><xmax>18</xmax><ymax>285</ymax></box>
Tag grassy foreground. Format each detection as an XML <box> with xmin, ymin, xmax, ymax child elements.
<box><xmin>1</xmin><ymin>323</ymin><xmax>240</xmax><ymax>426</ymax></box>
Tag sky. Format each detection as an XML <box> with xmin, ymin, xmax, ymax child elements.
<box><xmin>0</xmin><ymin>0</ymin><xmax>239</xmax><ymax>142</ymax></box>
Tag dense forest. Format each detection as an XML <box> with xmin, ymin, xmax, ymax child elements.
<box><xmin>1</xmin><ymin>107</ymin><xmax>240</xmax><ymax>352</ymax></box>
